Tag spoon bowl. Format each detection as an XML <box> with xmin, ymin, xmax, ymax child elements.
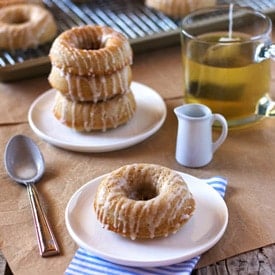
<box><xmin>5</xmin><ymin>134</ymin><xmax>45</xmax><ymax>185</ymax></box>
<box><xmin>4</xmin><ymin>135</ymin><xmax>60</xmax><ymax>257</ymax></box>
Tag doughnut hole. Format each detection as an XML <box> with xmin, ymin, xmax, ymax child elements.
<box><xmin>2</xmin><ymin>10</ymin><xmax>29</xmax><ymax>25</ymax></box>
<box><xmin>11</xmin><ymin>14</ymin><xmax>29</xmax><ymax>24</ymax></box>
<box><xmin>68</xmin><ymin>29</ymin><xmax>107</xmax><ymax>50</ymax></box>
<box><xmin>79</xmin><ymin>39</ymin><xmax>101</xmax><ymax>50</ymax></box>
<box><xmin>127</xmin><ymin>181</ymin><xmax>158</xmax><ymax>201</ymax></box>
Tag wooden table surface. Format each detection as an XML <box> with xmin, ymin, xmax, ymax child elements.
<box><xmin>1</xmin><ymin>42</ymin><xmax>275</xmax><ymax>274</ymax></box>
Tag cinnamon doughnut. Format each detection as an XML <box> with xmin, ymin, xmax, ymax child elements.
<box><xmin>48</xmin><ymin>65</ymin><xmax>132</xmax><ymax>102</ymax></box>
<box><xmin>94</xmin><ymin>163</ymin><xmax>195</xmax><ymax>240</ymax></box>
<box><xmin>49</xmin><ymin>25</ymin><xmax>133</xmax><ymax>76</ymax></box>
<box><xmin>145</xmin><ymin>0</ymin><xmax>217</xmax><ymax>18</ymax></box>
<box><xmin>0</xmin><ymin>0</ymin><xmax>43</xmax><ymax>8</ymax></box>
<box><xmin>53</xmin><ymin>90</ymin><xmax>136</xmax><ymax>132</ymax></box>
<box><xmin>0</xmin><ymin>4</ymin><xmax>57</xmax><ymax>50</ymax></box>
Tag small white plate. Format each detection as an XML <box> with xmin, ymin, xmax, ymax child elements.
<box><xmin>28</xmin><ymin>82</ymin><xmax>167</xmax><ymax>152</ymax></box>
<box><xmin>65</xmin><ymin>171</ymin><xmax>228</xmax><ymax>267</ymax></box>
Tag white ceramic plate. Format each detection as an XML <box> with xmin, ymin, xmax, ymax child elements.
<box><xmin>65</xmin><ymin>171</ymin><xmax>228</xmax><ymax>267</ymax></box>
<box><xmin>28</xmin><ymin>82</ymin><xmax>166</xmax><ymax>152</ymax></box>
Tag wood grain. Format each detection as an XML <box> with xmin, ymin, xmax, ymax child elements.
<box><xmin>0</xmin><ymin>252</ymin><xmax>7</xmax><ymax>275</ymax></box>
<box><xmin>194</xmin><ymin>244</ymin><xmax>275</xmax><ymax>275</ymax></box>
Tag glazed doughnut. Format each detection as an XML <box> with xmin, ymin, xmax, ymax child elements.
<box><xmin>53</xmin><ymin>90</ymin><xmax>136</xmax><ymax>132</ymax></box>
<box><xmin>0</xmin><ymin>0</ymin><xmax>43</xmax><ymax>8</ymax></box>
<box><xmin>49</xmin><ymin>25</ymin><xmax>133</xmax><ymax>76</ymax></box>
<box><xmin>0</xmin><ymin>4</ymin><xmax>57</xmax><ymax>50</ymax></box>
<box><xmin>145</xmin><ymin>0</ymin><xmax>217</xmax><ymax>18</ymax></box>
<box><xmin>48</xmin><ymin>65</ymin><xmax>132</xmax><ymax>102</ymax></box>
<box><xmin>94</xmin><ymin>163</ymin><xmax>195</xmax><ymax>240</ymax></box>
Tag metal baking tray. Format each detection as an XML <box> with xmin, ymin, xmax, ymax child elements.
<box><xmin>1</xmin><ymin>0</ymin><xmax>275</xmax><ymax>82</ymax></box>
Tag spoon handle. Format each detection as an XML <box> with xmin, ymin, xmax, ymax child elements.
<box><xmin>27</xmin><ymin>184</ymin><xmax>60</xmax><ymax>257</ymax></box>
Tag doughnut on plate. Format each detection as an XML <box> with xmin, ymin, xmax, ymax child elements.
<box><xmin>28</xmin><ymin>82</ymin><xmax>166</xmax><ymax>152</ymax></box>
<box><xmin>65</xmin><ymin>171</ymin><xmax>228</xmax><ymax>267</ymax></box>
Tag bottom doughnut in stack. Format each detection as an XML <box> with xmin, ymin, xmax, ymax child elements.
<box><xmin>53</xmin><ymin>90</ymin><xmax>136</xmax><ymax>132</ymax></box>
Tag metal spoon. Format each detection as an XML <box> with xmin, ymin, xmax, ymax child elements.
<box><xmin>4</xmin><ymin>135</ymin><xmax>60</xmax><ymax>257</ymax></box>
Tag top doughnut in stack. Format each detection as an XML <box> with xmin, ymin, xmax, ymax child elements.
<box><xmin>48</xmin><ymin>25</ymin><xmax>136</xmax><ymax>132</ymax></box>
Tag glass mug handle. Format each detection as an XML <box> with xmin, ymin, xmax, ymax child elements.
<box><xmin>255</xmin><ymin>44</ymin><xmax>275</xmax><ymax>117</ymax></box>
<box><xmin>261</xmin><ymin>43</ymin><xmax>275</xmax><ymax>59</ymax></box>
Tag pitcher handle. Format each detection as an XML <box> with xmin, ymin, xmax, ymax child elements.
<box><xmin>212</xmin><ymin>114</ymin><xmax>228</xmax><ymax>153</ymax></box>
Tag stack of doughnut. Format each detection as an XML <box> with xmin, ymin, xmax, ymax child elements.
<box><xmin>49</xmin><ymin>25</ymin><xmax>136</xmax><ymax>132</ymax></box>
<box><xmin>94</xmin><ymin>163</ymin><xmax>196</xmax><ymax>240</ymax></box>
<box><xmin>0</xmin><ymin>0</ymin><xmax>57</xmax><ymax>50</ymax></box>
<box><xmin>145</xmin><ymin>0</ymin><xmax>217</xmax><ymax>18</ymax></box>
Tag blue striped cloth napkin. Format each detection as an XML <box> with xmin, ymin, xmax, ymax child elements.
<box><xmin>65</xmin><ymin>176</ymin><xmax>227</xmax><ymax>275</ymax></box>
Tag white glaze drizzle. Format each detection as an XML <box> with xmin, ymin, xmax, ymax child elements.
<box><xmin>53</xmin><ymin>65</ymin><xmax>130</xmax><ymax>102</ymax></box>
<box><xmin>50</xmin><ymin>26</ymin><xmax>132</xmax><ymax>75</ymax></box>
<box><xmin>94</xmin><ymin>164</ymin><xmax>194</xmax><ymax>240</ymax></box>
<box><xmin>54</xmin><ymin>91</ymin><xmax>135</xmax><ymax>132</ymax></box>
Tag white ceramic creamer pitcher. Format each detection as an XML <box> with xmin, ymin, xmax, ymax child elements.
<box><xmin>174</xmin><ymin>103</ymin><xmax>228</xmax><ymax>168</ymax></box>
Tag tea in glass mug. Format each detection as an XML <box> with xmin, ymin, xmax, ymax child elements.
<box><xmin>181</xmin><ymin>5</ymin><xmax>275</xmax><ymax>127</ymax></box>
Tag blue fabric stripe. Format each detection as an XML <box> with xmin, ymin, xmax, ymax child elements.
<box><xmin>76</xmin><ymin>258</ymin><xmax>139</xmax><ymax>275</ymax></box>
<box><xmin>65</xmin><ymin>177</ymin><xmax>227</xmax><ymax>275</ymax></box>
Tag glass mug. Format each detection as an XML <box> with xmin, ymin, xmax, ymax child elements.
<box><xmin>181</xmin><ymin>4</ymin><xmax>275</xmax><ymax>127</ymax></box>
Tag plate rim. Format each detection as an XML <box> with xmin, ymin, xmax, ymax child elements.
<box><xmin>28</xmin><ymin>82</ymin><xmax>167</xmax><ymax>152</ymax></box>
<box><xmin>65</xmin><ymin>171</ymin><xmax>228</xmax><ymax>267</ymax></box>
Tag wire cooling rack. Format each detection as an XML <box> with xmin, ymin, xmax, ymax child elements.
<box><xmin>1</xmin><ymin>0</ymin><xmax>275</xmax><ymax>81</ymax></box>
